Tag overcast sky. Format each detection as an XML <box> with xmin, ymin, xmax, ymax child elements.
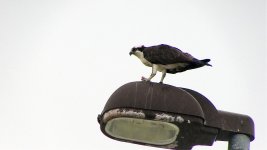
<box><xmin>0</xmin><ymin>0</ymin><xmax>266</xmax><ymax>150</ymax></box>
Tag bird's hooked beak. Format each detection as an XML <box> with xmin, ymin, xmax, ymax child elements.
<box><xmin>129</xmin><ymin>51</ymin><xmax>133</xmax><ymax>56</ymax></box>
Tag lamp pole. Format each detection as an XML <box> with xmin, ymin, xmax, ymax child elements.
<box><xmin>228</xmin><ymin>134</ymin><xmax>250</xmax><ymax>150</ymax></box>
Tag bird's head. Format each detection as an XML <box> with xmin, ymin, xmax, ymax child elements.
<box><xmin>129</xmin><ymin>45</ymin><xmax>145</xmax><ymax>56</ymax></box>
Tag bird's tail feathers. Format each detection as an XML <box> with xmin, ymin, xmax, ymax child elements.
<box><xmin>201</xmin><ymin>59</ymin><xmax>212</xmax><ymax>66</ymax></box>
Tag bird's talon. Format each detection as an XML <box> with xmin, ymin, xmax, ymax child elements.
<box><xmin>141</xmin><ymin>76</ymin><xmax>147</xmax><ymax>81</ymax></box>
<box><xmin>141</xmin><ymin>77</ymin><xmax>151</xmax><ymax>82</ymax></box>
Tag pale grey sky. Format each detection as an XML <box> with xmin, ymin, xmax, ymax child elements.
<box><xmin>0</xmin><ymin>0</ymin><xmax>266</xmax><ymax>150</ymax></box>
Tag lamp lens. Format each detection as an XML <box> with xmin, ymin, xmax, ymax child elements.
<box><xmin>105</xmin><ymin>117</ymin><xmax>179</xmax><ymax>145</ymax></box>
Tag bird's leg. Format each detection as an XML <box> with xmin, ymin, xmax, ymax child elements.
<box><xmin>142</xmin><ymin>65</ymin><xmax>158</xmax><ymax>82</ymax></box>
<box><xmin>159</xmin><ymin>70</ymin><xmax>166</xmax><ymax>84</ymax></box>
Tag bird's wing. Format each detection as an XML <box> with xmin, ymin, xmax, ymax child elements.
<box><xmin>143</xmin><ymin>44</ymin><xmax>194</xmax><ymax>65</ymax></box>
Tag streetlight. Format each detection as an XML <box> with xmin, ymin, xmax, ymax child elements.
<box><xmin>97</xmin><ymin>81</ymin><xmax>254</xmax><ymax>150</ymax></box>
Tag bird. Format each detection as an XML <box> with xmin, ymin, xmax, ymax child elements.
<box><xmin>129</xmin><ymin>44</ymin><xmax>212</xmax><ymax>83</ymax></box>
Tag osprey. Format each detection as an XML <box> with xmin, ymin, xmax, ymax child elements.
<box><xmin>129</xmin><ymin>44</ymin><xmax>212</xmax><ymax>83</ymax></box>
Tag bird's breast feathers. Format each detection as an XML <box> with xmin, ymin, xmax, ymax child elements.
<box><xmin>138</xmin><ymin>54</ymin><xmax>187</xmax><ymax>70</ymax></box>
<box><xmin>134</xmin><ymin>50</ymin><xmax>188</xmax><ymax>72</ymax></box>
<box><xmin>134</xmin><ymin>51</ymin><xmax>153</xmax><ymax>67</ymax></box>
<box><xmin>142</xmin><ymin>59</ymin><xmax>187</xmax><ymax>72</ymax></box>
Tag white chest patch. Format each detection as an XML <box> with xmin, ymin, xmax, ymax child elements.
<box><xmin>133</xmin><ymin>51</ymin><xmax>187</xmax><ymax>72</ymax></box>
<box><xmin>134</xmin><ymin>51</ymin><xmax>152</xmax><ymax>67</ymax></box>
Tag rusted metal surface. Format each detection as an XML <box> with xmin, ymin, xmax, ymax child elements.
<box><xmin>217</xmin><ymin>111</ymin><xmax>255</xmax><ymax>141</ymax></box>
<box><xmin>102</xmin><ymin>81</ymin><xmax>205</xmax><ymax>120</ymax></box>
<box><xmin>181</xmin><ymin>88</ymin><xmax>221</xmax><ymax>128</ymax></box>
